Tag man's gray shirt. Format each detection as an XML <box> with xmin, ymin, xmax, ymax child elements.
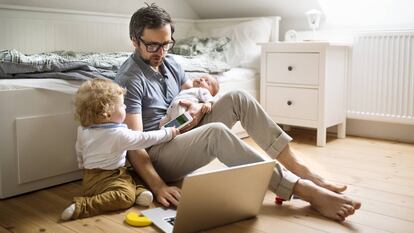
<box><xmin>115</xmin><ymin>52</ymin><xmax>188</xmax><ymax>131</ymax></box>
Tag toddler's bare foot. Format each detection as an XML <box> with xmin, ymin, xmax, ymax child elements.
<box><xmin>294</xmin><ymin>179</ymin><xmax>361</xmax><ymax>221</ymax></box>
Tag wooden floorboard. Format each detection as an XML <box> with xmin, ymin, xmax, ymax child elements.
<box><xmin>0</xmin><ymin>225</ymin><xmax>13</xmax><ymax>233</ymax></box>
<box><xmin>1</xmin><ymin>129</ymin><xmax>413</xmax><ymax>233</ymax></box>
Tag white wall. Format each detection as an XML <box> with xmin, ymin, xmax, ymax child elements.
<box><xmin>0</xmin><ymin>0</ymin><xmax>199</xmax><ymax>19</ymax></box>
<box><xmin>185</xmin><ymin>0</ymin><xmax>414</xmax><ymax>42</ymax></box>
<box><xmin>281</xmin><ymin>0</ymin><xmax>414</xmax><ymax>42</ymax></box>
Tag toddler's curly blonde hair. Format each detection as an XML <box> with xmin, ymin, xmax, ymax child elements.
<box><xmin>74</xmin><ymin>78</ymin><xmax>126</xmax><ymax>127</ymax></box>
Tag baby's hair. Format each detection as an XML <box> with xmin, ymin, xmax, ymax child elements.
<box><xmin>202</xmin><ymin>75</ymin><xmax>219</xmax><ymax>96</ymax></box>
<box><xmin>210</xmin><ymin>76</ymin><xmax>220</xmax><ymax>96</ymax></box>
<box><xmin>74</xmin><ymin>78</ymin><xmax>126</xmax><ymax>127</ymax></box>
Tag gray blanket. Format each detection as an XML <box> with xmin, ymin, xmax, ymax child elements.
<box><xmin>0</xmin><ymin>37</ymin><xmax>231</xmax><ymax>80</ymax></box>
<box><xmin>0</xmin><ymin>50</ymin><xmax>130</xmax><ymax>80</ymax></box>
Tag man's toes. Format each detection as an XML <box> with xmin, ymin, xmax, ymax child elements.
<box><xmin>342</xmin><ymin>207</ymin><xmax>350</xmax><ymax>217</ymax></box>
<box><xmin>344</xmin><ymin>197</ymin><xmax>361</xmax><ymax>210</ymax></box>
<box><xmin>344</xmin><ymin>204</ymin><xmax>355</xmax><ymax>215</ymax></box>
<box><xmin>336</xmin><ymin>211</ymin><xmax>346</xmax><ymax>222</ymax></box>
<box><xmin>350</xmin><ymin>200</ymin><xmax>361</xmax><ymax>209</ymax></box>
<box><xmin>353</xmin><ymin>201</ymin><xmax>362</xmax><ymax>209</ymax></box>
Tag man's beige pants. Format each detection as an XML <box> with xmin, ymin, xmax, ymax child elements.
<box><xmin>71</xmin><ymin>167</ymin><xmax>148</xmax><ymax>219</ymax></box>
<box><xmin>148</xmin><ymin>90</ymin><xmax>300</xmax><ymax>200</ymax></box>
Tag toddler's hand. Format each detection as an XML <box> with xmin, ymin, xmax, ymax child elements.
<box><xmin>201</xmin><ymin>103</ymin><xmax>212</xmax><ymax>114</ymax></box>
<box><xmin>170</xmin><ymin>127</ymin><xmax>180</xmax><ymax>139</ymax></box>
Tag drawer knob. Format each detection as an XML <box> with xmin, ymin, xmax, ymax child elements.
<box><xmin>287</xmin><ymin>100</ymin><xmax>293</xmax><ymax>106</ymax></box>
<box><xmin>288</xmin><ymin>66</ymin><xmax>293</xmax><ymax>71</ymax></box>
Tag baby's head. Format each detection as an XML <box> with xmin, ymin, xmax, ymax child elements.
<box><xmin>192</xmin><ymin>75</ymin><xmax>219</xmax><ymax>96</ymax></box>
<box><xmin>74</xmin><ymin>78</ymin><xmax>126</xmax><ymax>127</ymax></box>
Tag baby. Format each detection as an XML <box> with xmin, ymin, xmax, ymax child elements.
<box><xmin>160</xmin><ymin>75</ymin><xmax>219</xmax><ymax>128</ymax></box>
<box><xmin>61</xmin><ymin>78</ymin><xmax>179</xmax><ymax>220</ymax></box>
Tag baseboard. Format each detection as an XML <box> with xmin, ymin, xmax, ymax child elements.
<box><xmin>328</xmin><ymin>119</ymin><xmax>414</xmax><ymax>144</ymax></box>
<box><xmin>280</xmin><ymin>119</ymin><xmax>414</xmax><ymax>144</ymax></box>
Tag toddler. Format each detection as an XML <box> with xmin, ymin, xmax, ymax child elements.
<box><xmin>160</xmin><ymin>75</ymin><xmax>219</xmax><ymax>128</ymax></box>
<box><xmin>61</xmin><ymin>78</ymin><xmax>179</xmax><ymax>220</ymax></box>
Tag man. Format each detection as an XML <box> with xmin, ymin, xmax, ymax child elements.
<box><xmin>115</xmin><ymin>3</ymin><xmax>361</xmax><ymax>222</ymax></box>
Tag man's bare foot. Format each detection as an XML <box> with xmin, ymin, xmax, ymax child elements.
<box><xmin>294</xmin><ymin>179</ymin><xmax>361</xmax><ymax>221</ymax></box>
<box><xmin>277</xmin><ymin>145</ymin><xmax>347</xmax><ymax>193</ymax></box>
<box><xmin>311</xmin><ymin>175</ymin><xmax>347</xmax><ymax>193</ymax></box>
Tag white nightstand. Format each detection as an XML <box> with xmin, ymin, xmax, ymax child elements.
<box><xmin>259</xmin><ymin>42</ymin><xmax>350</xmax><ymax>146</ymax></box>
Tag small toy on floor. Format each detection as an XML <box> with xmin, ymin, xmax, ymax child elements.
<box><xmin>275</xmin><ymin>196</ymin><xmax>285</xmax><ymax>205</ymax></box>
<box><xmin>125</xmin><ymin>212</ymin><xmax>152</xmax><ymax>227</ymax></box>
<box><xmin>275</xmin><ymin>194</ymin><xmax>301</xmax><ymax>205</ymax></box>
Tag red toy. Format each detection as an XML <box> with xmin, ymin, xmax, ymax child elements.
<box><xmin>275</xmin><ymin>196</ymin><xmax>285</xmax><ymax>205</ymax></box>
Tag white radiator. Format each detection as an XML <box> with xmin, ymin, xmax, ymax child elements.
<box><xmin>348</xmin><ymin>31</ymin><xmax>414</xmax><ymax>125</ymax></box>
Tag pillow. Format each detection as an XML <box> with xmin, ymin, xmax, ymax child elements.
<box><xmin>205</xmin><ymin>18</ymin><xmax>273</xmax><ymax>69</ymax></box>
<box><xmin>169</xmin><ymin>54</ymin><xmax>230</xmax><ymax>74</ymax></box>
<box><xmin>171</xmin><ymin>36</ymin><xmax>230</xmax><ymax>62</ymax></box>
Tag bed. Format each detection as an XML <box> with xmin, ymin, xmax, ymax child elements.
<box><xmin>0</xmin><ymin>4</ymin><xmax>281</xmax><ymax>198</ymax></box>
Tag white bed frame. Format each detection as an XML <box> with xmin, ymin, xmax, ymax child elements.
<box><xmin>0</xmin><ymin>4</ymin><xmax>280</xmax><ymax>198</ymax></box>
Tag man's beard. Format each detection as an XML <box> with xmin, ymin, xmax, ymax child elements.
<box><xmin>142</xmin><ymin>54</ymin><xmax>164</xmax><ymax>68</ymax></box>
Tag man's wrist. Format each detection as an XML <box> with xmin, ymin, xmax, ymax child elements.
<box><xmin>151</xmin><ymin>181</ymin><xmax>167</xmax><ymax>194</ymax></box>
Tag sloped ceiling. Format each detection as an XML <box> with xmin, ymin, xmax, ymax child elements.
<box><xmin>186</xmin><ymin>0</ymin><xmax>414</xmax><ymax>28</ymax></box>
<box><xmin>185</xmin><ymin>0</ymin><xmax>322</xmax><ymax>19</ymax></box>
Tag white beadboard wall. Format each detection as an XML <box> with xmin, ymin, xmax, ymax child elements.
<box><xmin>0</xmin><ymin>0</ymin><xmax>199</xmax><ymax>19</ymax></box>
<box><xmin>0</xmin><ymin>5</ymin><xmax>195</xmax><ymax>53</ymax></box>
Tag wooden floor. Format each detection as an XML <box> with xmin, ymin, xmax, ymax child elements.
<box><xmin>1</xmin><ymin>129</ymin><xmax>414</xmax><ymax>233</ymax></box>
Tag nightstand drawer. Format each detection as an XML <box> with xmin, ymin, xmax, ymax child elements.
<box><xmin>266</xmin><ymin>53</ymin><xmax>319</xmax><ymax>85</ymax></box>
<box><xmin>265</xmin><ymin>86</ymin><xmax>318</xmax><ymax>121</ymax></box>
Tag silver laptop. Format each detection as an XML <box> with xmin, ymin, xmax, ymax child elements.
<box><xmin>142</xmin><ymin>160</ymin><xmax>275</xmax><ymax>233</ymax></box>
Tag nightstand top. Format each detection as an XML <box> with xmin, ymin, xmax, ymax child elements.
<box><xmin>258</xmin><ymin>41</ymin><xmax>352</xmax><ymax>48</ymax></box>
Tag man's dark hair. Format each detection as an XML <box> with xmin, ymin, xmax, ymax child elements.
<box><xmin>129</xmin><ymin>3</ymin><xmax>175</xmax><ymax>42</ymax></box>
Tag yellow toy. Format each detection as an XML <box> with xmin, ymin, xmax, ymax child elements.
<box><xmin>125</xmin><ymin>212</ymin><xmax>152</xmax><ymax>227</ymax></box>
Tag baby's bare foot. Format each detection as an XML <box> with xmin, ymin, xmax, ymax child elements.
<box><xmin>295</xmin><ymin>179</ymin><xmax>361</xmax><ymax>221</ymax></box>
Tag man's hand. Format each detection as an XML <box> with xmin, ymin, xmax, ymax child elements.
<box><xmin>178</xmin><ymin>100</ymin><xmax>205</xmax><ymax>132</ymax></box>
<box><xmin>154</xmin><ymin>185</ymin><xmax>182</xmax><ymax>207</ymax></box>
<box><xmin>201</xmin><ymin>102</ymin><xmax>212</xmax><ymax>114</ymax></box>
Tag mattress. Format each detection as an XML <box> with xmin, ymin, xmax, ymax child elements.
<box><xmin>0</xmin><ymin>67</ymin><xmax>260</xmax><ymax>97</ymax></box>
<box><xmin>0</xmin><ymin>79</ymin><xmax>82</xmax><ymax>93</ymax></box>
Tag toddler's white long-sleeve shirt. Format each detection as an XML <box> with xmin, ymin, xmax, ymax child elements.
<box><xmin>76</xmin><ymin>123</ymin><xmax>173</xmax><ymax>170</ymax></box>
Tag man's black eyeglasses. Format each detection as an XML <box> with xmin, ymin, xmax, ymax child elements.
<box><xmin>139</xmin><ymin>38</ymin><xmax>175</xmax><ymax>53</ymax></box>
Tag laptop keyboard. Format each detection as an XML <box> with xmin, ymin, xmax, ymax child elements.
<box><xmin>164</xmin><ymin>216</ymin><xmax>176</xmax><ymax>226</ymax></box>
